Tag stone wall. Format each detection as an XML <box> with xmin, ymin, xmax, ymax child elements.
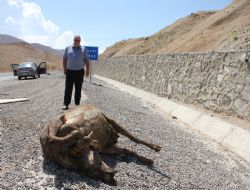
<box><xmin>94</xmin><ymin>51</ymin><xmax>250</xmax><ymax>121</ymax></box>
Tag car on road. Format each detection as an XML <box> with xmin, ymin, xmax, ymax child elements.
<box><xmin>11</xmin><ymin>62</ymin><xmax>47</xmax><ymax>80</ymax></box>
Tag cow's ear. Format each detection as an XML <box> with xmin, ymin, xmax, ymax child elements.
<box><xmin>88</xmin><ymin>150</ymin><xmax>94</xmax><ymax>165</ymax></box>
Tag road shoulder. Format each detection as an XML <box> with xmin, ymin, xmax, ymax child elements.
<box><xmin>94</xmin><ymin>75</ymin><xmax>250</xmax><ymax>164</ymax></box>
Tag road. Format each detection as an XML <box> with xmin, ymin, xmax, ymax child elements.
<box><xmin>0</xmin><ymin>72</ymin><xmax>16</xmax><ymax>82</ymax></box>
<box><xmin>1</xmin><ymin>72</ymin><xmax>250</xmax><ymax>190</ymax></box>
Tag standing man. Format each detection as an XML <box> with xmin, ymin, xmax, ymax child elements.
<box><xmin>63</xmin><ymin>35</ymin><xmax>90</xmax><ymax>110</ymax></box>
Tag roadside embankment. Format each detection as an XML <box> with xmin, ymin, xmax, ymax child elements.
<box><xmin>94</xmin><ymin>51</ymin><xmax>250</xmax><ymax>122</ymax></box>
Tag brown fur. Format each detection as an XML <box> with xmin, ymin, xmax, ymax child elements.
<box><xmin>40</xmin><ymin>104</ymin><xmax>162</xmax><ymax>185</ymax></box>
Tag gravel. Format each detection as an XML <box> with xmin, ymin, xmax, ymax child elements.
<box><xmin>1</xmin><ymin>72</ymin><xmax>250</xmax><ymax>190</ymax></box>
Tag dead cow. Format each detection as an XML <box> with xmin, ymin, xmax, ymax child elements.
<box><xmin>40</xmin><ymin>104</ymin><xmax>162</xmax><ymax>185</ymax></box>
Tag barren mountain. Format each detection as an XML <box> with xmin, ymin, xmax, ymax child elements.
<box><xmin>30</xmin><ymin>43</ymin><xmax>64</xmax><ymax>57</ymax></box>
<box><xmin>0</xmin><ymin>34</ymin><xmax>26</xmax><ymax>45</ymax></box>
<box><xmin>0</xmin><ymin>34</ymin><xmax>62</xmax><ymax>72</ymax></box>
<box><xmin>101</xmin><ymin>0</ymin><xmax>250</xmax><ymax>58</ymax></box>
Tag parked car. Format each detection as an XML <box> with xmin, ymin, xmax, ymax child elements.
<box><xmin>11</xmin><ymin>62</ymin><xmax>47</xmax><ymax>80</ymax></box>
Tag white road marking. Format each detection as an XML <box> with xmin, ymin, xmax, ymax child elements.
<box><xmin>0</xmin><ymin>98</ymin><xmax>29</xmax><ymax>104</ymax></box>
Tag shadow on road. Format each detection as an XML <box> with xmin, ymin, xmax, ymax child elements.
<box><xmin>42</xmin><ymin>152</ymin><xmax>171</xmax><ymax>188</ymax></box>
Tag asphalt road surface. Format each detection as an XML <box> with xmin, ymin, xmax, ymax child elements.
<box><xmin>1</xmin><ymin>72</ymin><xmax>250</xmax><ymax>190</ymax></box>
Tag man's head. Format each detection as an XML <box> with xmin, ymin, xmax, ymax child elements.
<box><xmin>73</xmin><ymin>35</ymin><xmax>81</xmax><ymax>47</ymax></box>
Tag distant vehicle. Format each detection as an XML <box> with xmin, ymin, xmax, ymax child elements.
<box><xmin>11</xmin><ymin>62</ymin><xmax>46</xmax><ymax>80</ymax></box>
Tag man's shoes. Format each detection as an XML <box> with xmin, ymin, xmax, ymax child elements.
<box><xmin>75</xmin><ymin>103</ymin><xmax>80</xmax><ymax>106</ymax></box>
<box><xmin>62</xmin><ymin>105</ymin><xmax>69</xmax><ymax>110</ymax></box>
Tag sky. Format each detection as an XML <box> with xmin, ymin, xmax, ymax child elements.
<box><xmin>0</xmin><ymin>0</ymin><xmax>233</xmax><ymax>53</ymax></box>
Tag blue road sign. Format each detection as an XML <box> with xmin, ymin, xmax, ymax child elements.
<box><xmin>85</xmin><ymin>46</ymin><xmax>98</xmax><ymax>61</ymax></box>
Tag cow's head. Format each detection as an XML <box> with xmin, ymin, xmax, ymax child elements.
<box><xmin>58</xmin><ymin>131</ymin><xmax>117</xmax><ymax>185</ymax></box>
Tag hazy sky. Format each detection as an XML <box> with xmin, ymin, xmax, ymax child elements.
<box><xmin>0</xmin><ymin>0</ymin><xmax>232</xmax><ymax>52</ymax></box>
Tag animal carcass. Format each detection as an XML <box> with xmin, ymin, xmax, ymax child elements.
<box><xmin>40</xmin><ymin>104</ymin><xmax>162</xmax><ymax>185</ymax></box>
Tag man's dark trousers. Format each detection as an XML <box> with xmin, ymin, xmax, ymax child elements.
<box><xmin>64</xmin><ymin>69</ymin><xmax>84</xmax><ymax>106</ymax></box>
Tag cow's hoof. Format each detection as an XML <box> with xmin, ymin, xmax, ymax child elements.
<box><xmin>152</xmin><ymin>144</ymin><xmax>162</xmax><ymax>152</ymax></box>
<box><xmin>104</xmin><ymin>178</ymin><xmax>117</xmax><ymax>186</ymax></box>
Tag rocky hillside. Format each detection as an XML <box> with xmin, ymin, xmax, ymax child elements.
<box><xmin>101</xmin><ymin>0</ymin><xmax>250</xmax><ymax>58</ymax></box>
<box><xmin>0</xmin><ymin>34</ymin><xmax>63</xmax><ymax>72</ymax></box>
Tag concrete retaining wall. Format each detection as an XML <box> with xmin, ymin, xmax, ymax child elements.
<box><xmin>94</xmin><ymin>51</ymin><xmax>250</xmax><ymax>121</ymax></box>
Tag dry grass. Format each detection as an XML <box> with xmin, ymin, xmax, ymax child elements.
<box><xmin>101</xmin><ymin>0</ymin><xmax>250</xmax><ymax>58</ymax></box>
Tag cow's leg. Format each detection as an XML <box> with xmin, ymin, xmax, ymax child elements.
<box><xmin>81</xmin><ymin>150</ymin><xmax>117</xmax><ymax>185</ymax></box>
<box><xmin>41</xmin><ymin>119</ymin><xmax>81</xmax><ymax>150</ymax></box>
<box><xmin>104</xmin><ymin>115</ymin><xmax>162</xmax><ymax>152</ymax></box>
<box><xmin>43</xmin><ymin>117</ymin><xmax>79</xmax><ymax>144</ymax></box>
<box><xmin>102</xmin><ymin>145</ymin><xmax>154</xmax><ymax>165</ymax></box>
<box><xmin>57</xmin><ymin>123</ymin><xmax>80</xmax><ymax>137</ymax></box>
